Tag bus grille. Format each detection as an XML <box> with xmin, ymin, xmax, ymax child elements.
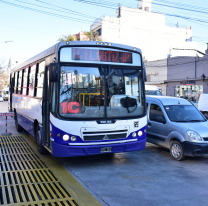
<box><xmin>83</xmin><ymin>130</ymin><xmax>128</xmax><ymax>141</ymax></box>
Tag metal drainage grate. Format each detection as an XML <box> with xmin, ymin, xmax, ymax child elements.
<box><xmin>0</xmin><ymin>135</ymin><xmax>79</xmax><ymax>206</ymax></box>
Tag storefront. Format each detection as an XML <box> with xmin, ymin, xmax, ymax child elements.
<box><xmin>175</xmin><ymin>82</ymin><xmax>203</xmax><ymax>102</ymax></box>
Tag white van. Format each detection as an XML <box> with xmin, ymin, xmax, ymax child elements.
<box><xmin>2</xmin><ymin>88</ymin><xmax>9</xmax><ymax>101</ymax></box>
<box><xmin>198</xmin><ymin>94</ymin><xmax>208</xmax><ymax>116</ymax></box>
<box><xmin>145</xmin><ymin>85</ymin><xmax>162</xmax><ymax>96</ymax></box>
<box><xmin>0</xmin><ymin>94</ymin><xmax>3</xmax><ymax>102</ymax></box>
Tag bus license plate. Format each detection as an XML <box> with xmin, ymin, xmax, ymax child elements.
<box><xmin>101</xmin><ymin>147</ymin><xmax>112</xmax><ymax>153</ymax></box>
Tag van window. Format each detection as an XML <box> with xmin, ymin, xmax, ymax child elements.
<box><xmin>149</xmin><ymin>104</ymin><xmax>165</xmax><ymax>122</ymax></box>
<box><xmin>164</xmin><ymin>105</ymin><xmax>204</xmax><ymax>122</ymax></box>
<box><xmin>146</xmin><ymin>90</ymin><xmax>162</xmax><ymax>95</ymax></box>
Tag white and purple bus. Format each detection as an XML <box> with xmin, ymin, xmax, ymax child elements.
<box><xmin>9</xmin><ymin>41</ymin><xmax>147</xmax><ymax>157</ymax></box>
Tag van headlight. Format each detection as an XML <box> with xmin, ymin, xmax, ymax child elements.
<box><xmin>187</xmin><ymin>130</ymin><xmax>203</xmax><ymax>141</ymax></box>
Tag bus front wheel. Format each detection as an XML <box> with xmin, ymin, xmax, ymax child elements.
<box><xmin>35</xmin><ymin>125</ymin><xmax>47</xmax><ymax>154</ymax></box>
<box><xmin>14</xmin><ymin>112</ymin><xmax>23</xmax><ymax>132</ymax></box>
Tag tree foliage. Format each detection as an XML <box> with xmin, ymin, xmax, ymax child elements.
<box><xmin>84</xmin><ymin>31</ymin><xmax>102</xmax><ymax>41</ymax></box>
<box><xmin>58</xmin><ymin>34</ymin><xmax>74</xmax><ymax>41</ymax></box>
<box><xmin>0</xmin><ymin>58</ymin><xmax>9</xmax><ymax>90</ymax></box>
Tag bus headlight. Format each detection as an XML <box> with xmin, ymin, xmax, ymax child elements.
<box><xmin>63</xmin><ymin>134</ymin><xmax>70</xmax><ymax>141</ymax></box>
<box><xmin>132</xmin><ymin>132</ymin><xmax>137</xmax><ymax>138</ymax></box>
<box><xmin>138</xmin><ymin>131</ymin><xmax>143</xmax><ymax>136</ymax></box>
<box><xmin>71</xmin><ymin>136</ymin><xmax>77</xmax><ymax>141</ymax></box>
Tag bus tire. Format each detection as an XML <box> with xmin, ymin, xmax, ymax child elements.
<box><xmin>35</xmin><ymin>125</ymin><xmax>47</xmax><ymax>154</ymax></box>
<box><xmin>14</xmin><ymin>112</ymin><xmax>23</xmax><ymax>132</ymax></box>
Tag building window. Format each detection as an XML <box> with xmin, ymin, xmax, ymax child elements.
<box><xmin>97</xmin><ymin>28</ymin><xmax>102</xmax><ymax>36</ymax></box>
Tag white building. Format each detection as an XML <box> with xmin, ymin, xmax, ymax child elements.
<box><xmin>90</xmin><ymin>1</ymin><xmax>196</xmax><ymax>61</ymax></box>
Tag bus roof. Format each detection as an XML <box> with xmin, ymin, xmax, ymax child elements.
<box><xmin>11</xmin><ymin>41</ymin><xmax>142</xmax><ymax>73</ymax></box>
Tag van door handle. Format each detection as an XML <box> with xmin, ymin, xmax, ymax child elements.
<box><xmin>148</xmin><ymin>123</ymin><xmax>151</xmax><ymax>128</ymax></box>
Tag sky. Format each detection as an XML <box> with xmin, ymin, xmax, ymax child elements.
<box><xmin>0</xmin><ymin>0</ymin><xmax>208</xmax><ymax>68</ymax></box>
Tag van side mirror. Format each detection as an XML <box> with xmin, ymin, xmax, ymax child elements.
<box><xmin>49</xmin><ymin>63</ymin><xmax>57</xmax><ymax>82</ymax></box>
<box><xmin>155</xmin><ymin>116</ymin><xmax>166</xmax><ymax>124</ymax></box>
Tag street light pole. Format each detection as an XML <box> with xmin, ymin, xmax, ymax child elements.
<box><xmin>5</xmin><ymin>41</ymin><xmax>13</xmax><ymax>43</ymax></box>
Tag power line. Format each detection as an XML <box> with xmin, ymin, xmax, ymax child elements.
<box><xmin>74</xmin><ymin>0</ymin><xmax>208</xmax><ymax>25</ymax></box>
<box><xmin>0</xmin><ymin>0</ymin><xmax>93</xmax><ymax>24</ymax></box>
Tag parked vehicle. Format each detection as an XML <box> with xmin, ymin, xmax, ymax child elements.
<box><xmin>0</xmin><ymin>88</ymin><xmax>9</xmax><ymax>101</ymax></box>
<box><xmin>0</xmin><ymin>94</ymin><xmax>3</xmax><ymax>102</ymax></box>
<box><xmin>145</xmin><ymin>85</ymin><xmax>162</xmax><ymax>96</ymax></box>
<box><xmin>197</xmin><ymin>94</ymin><xmax>208</xmax><ymax>116</ymax></box>
<box><xmin>146</xmin><ymin>95</ymin><xmax>208</xmax><ymax>161</ymax></box>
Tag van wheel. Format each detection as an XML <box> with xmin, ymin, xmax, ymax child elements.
<box><xmin>35</xmin><ymin>125</ymin><xmax>47</xmax><ymax>154</ymax></box>
<box><xmin>170</xmin><ymin>140</ymin><xmax>185</xmax><ymax>161</ymax></box>
<box><xmin>14</xmin><ymin>112</ymin><xmax>23</xmax><ymax>132</ymax></box>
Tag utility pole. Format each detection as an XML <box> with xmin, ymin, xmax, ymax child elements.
<box><xmin>5</xmin><ymin>41</ymin><xmax>13</xmax><ymax>43</ymax></box>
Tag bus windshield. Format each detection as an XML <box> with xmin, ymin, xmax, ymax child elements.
<box><xmin>59</xmin><ymin>66</ymin><xmax>145</xmax><ymax>119</ymax></box>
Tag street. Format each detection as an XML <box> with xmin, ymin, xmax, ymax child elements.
<box><xmin>1</xmin><ymin>101</ymin><xmax>208</xmax><ymax>206</ymax></box>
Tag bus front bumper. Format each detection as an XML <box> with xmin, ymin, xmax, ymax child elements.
<box><xmin>51</xmin><ymin>139</ymin><xmax>146</xmax><ymax>157</ymax></box>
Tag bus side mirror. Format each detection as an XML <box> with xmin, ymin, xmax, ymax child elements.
<box><xmin>49</xmin><ymin>63</ymin><xmax>57</xmax><ymax>82</ymax></box>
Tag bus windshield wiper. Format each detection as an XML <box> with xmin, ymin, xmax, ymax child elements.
<box><xmin>61</xmin><ymin>87</ymin><xmax>71</xmax><ymax>96</ymax></box>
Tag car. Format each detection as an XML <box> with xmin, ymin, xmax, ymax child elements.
<box><xmin>0</xmin><ymin>95</ymin><xmax>3</xmax><ymax>102</ymax></box>
<box><xmin>146</xmin><ymin>95</ymin><xmax>208</xmax><ymax>161</ymax></box>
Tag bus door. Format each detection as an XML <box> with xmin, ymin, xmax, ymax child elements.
<box><xmin>42</xmin><ymin>66</ymin><xmax>51</xmax><ymax>150</ymax></box>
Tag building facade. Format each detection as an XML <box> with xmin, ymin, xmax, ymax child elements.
<box><xmin>90</xmin><ymin>2</ymin><xmax>196</xmax><ymax>61</ymax></box>
<box><xmin>144</xmin><ymin>59</ymin><xmax>167</xmax><ymax>95</ymax></box>
<box><xmin>166</xmin><ymin>55</ymin><xmax>208</xmax><ymax>101</ymax></box>
<box><xmin>145</xmin><ymin>49</ymin><xmax>208</xmax><ymax>100</ymax></box>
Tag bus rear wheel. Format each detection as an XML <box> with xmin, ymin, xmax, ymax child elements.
<box><xmin>35</xmin><ymin>125</ymin><xmax>47</xmax><ymax>154</ymax></box>
<box><xmin>14</xmin><ymin>112</ymin><xmax>23</xmax><ymax>132</ymax></box>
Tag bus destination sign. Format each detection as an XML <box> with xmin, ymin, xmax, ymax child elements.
<box><xmin>72</xmin><ymin>48</ymin><xmax>132</xmax><ymax>64</ymax></box>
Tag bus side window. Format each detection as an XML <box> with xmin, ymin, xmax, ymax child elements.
<box><xmin>51</xmin><ymin>83</ymin><xmax>56</xmax><ymax>113</ymax></box>
<box><xmin>14</xmin><ymin>72</ymin><xmax>18</xmax><ymax>93</ymax></box>
<box><xmin>22</xmin><ymin>68</ymin><xmax>29</xmax><ymax>95</ymax></box>
<box><xmin>17</xmin><ymin>70</ymin><xmax>22</xmax><ymax>94</ymax></box>
<box><xmin>29</xmin><ymin>65</ymin><xmax>36</xmax><ymax>96</ymax></box>
<box><xmin>36</xmin><ymin>61</ymin><xmax>45</xmax><ymax>98</ymax></box>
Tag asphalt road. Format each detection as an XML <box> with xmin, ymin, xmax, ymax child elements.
<box><xmin>1</xmin><ymin>101</ymin><xmax>208</xmax><ymax>206</ymax></box>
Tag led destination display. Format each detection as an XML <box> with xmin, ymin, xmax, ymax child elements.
<box><xmin>72</xmin><ymin>48</ymin><xmax>132</xmax><ymax>64</ymax></box>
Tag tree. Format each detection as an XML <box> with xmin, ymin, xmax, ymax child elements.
<box><xmin>58</xmin><ymin>34</ymin><xmax>74</xmax><ymax>41</ymax></box>
<box><xmin>0</xmin><ymin>58</ymin><xmax>10</xmax><ymax>90</ymax></box>
<box><xmin>84</xmin><ymin>31</ymin><xmax>102</xmax><ymax>41</ymax></box>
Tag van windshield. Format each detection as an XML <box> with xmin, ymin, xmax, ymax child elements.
<box><xmin>145</xmin><ymin>90</ymin><xmax>162</xmax><ymax>95</ymax></box>
<box><xmin>164</xmin><ymin>105</ymin><xmax>205</xmax><ymax>122</ymax></box>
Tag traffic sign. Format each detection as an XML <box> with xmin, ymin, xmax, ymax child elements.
<box><xmin>0</xmin><ymin>112</ymin><xmax>14</xmax><ymax>117</ymax></box>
